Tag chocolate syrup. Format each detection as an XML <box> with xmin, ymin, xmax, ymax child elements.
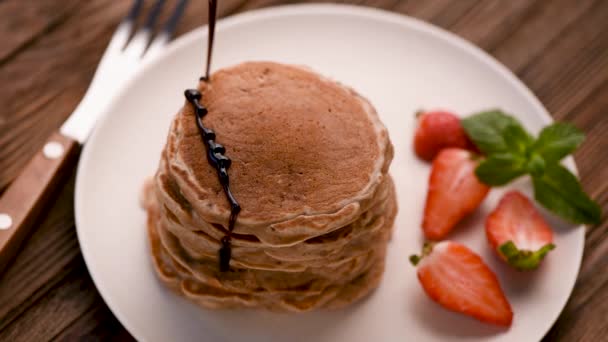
<box><xmin>184</xmin><ymin>0</ymin><xmax>240</xmax><ymax>272</ymax></box>
<box><xmin>200</xmin><ymin>0</ymin><xmax>217</xmax><ymax>82</ymax></box>
<box><xmin>184</xmin><ymin>89</ymin><xmax>241</xmax><ymax>272</ymax></box>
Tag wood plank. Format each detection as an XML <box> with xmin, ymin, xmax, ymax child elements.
<box><xmin>448</xmin><ymin>0</ymin><xmax>541</xmax><ymax>50</ymax></box>
<box><xmin>0</xmin><ymin>0</ymin><xmax>81</xmax><ymax>64</ymax></box>
<box><xmin>394</xmin><ymin>0</ymin><xmax>478</xmax><ymax>27</ymax></box>
<box><xmin>0</xmin><ymin>263</ymin><xmax>100</xmax><ymax>342</ymax></box>
<box><xmin>52</xmin><ymin>300</ymin><xmax>132</xmax><ymax>341</ymax></box>
<box><xmin>569</xmin><ymin>87</ymin><xmax>608</xmax><ymax>194</ymax></box>
<box><xmin>0</xmin><ymin>172</ymin><xmax>78</xmax><ymax>330</ymax></box>
<box><xmin>491</xmin><ymin>0</ymin><xmax>597</xmax><ymax>73</ymax></box>
<box><xmin>516</xmin><ymin>0</ymin><xmax>608</xmax><ymax>119</ymax></box>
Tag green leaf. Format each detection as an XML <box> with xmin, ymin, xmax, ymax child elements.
<box><xmin>525</xmin><ymin>153</ymin><xmax>546</xmax><ymax>177</ymax></box>
<box><xmin>533</xmin><ymin>123</ymin><xmax>585</xmax><ymax>163</ymax></box>
<box><xmin>498</xmin><ymin>241</ymin><xmax>555</xmax><ymax>271</ymax></box>
<box><xmin>461</xmin><ymin>110</ymin><xmax>534</xmax><ymax>155</ymax></box>
<box><xmin>503</xmin><ymin>124</ymin><xmax>534</xmax><ymax>155</ymax></box>
<box><xmin>475</xmin><ymin>153</ymin><xmax>527</xmax><ymax>186</ymax></box>
<box><xmin>532</xmin><ymin>164</ymin><xmax>602</xmax><ymax>224</ymax></box>
<box><xmin>462</xmin><ymin>110</ymin><xmax>597</xmax><ymax>227</ymax></box>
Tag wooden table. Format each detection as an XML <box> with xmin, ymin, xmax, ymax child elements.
<box><xmin>0</xmin><ymin>0</ymin><xmax>606</xmax><ymax>340</ymax></box>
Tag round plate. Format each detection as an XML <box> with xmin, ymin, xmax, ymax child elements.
<box><xmin>75</xmin><ymin>4</ymin><xmax>584</xmax><ymax>342</ymax></box>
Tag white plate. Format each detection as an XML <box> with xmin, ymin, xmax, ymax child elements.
<box><xmin>75</xmin><ymin>4</ymin><xmax>584</xmax><ymax>342</ymax></box>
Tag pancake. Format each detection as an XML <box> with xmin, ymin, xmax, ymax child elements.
<box><xmin>147</xmin><ymin>197</ymin><xmax>390</xmax><ymax>311</ymax></box>
<box><xmin>160</xmin><ymin>195</ymin><xmax>395</xmax><ymax>285</ymax></box>
<box><xmin>142</xmin><ymin>61</ymin><xmax>396</xmax><ymax>312</ymax></box>
<box><xmin>164</xmin><ymin>62</ymin><xmax>393</xmax><ymax>245</ymax></box>
<box><xmin>161</xmin><ymin>179</ymin><xmax>396</xmax><ymax>272</ymax></box>
<box><xmin>156</xmin><ymin>147</ymin><xmax>394</xmax><ymax>248</ymax></box>
<box><xmin>146</xmin><ymin>179</ymin><xmax>396</xmax><ymax>292</ymax></box>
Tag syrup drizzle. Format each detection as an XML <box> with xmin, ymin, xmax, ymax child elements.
<box><xmin>201</xmin><ymin>0</ymin><xmax>217</xmax><ymax>82</ymax></box>
<box><xmin>184</xmin><ymin>89</ymin><xmax>241</xmax><ymax>272</ymax></box>
<box><xmin>184</xmin><ymin>0</ymin><xmax>240</xmax><ymax>272</ymax></box>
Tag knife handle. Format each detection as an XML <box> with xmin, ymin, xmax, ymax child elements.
<box><xmin>0</xmin><ymin>131</ymin><xmax>79</xmax><ymax>275</ymax></box>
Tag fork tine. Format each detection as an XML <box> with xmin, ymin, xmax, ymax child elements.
<box><xmin>144</xmin><ymin>0</ymin><xmax>189</xmax><ymax>59</ymax></box>
<box><xmin>125</xmin><ymin>0</ymin><xmax>167</xmax><ymax>58</ymax></box>
<box><xmin>125</xmin><ymin>0</ymin><xmax>145</xmax><ymax>24</ymax></box>
<box><xmin>163</xmin><ymin>0</ymin><xmax>189</xmax><ymax>39</ymax></box>
<box><xmin>144</xmin><ymin>0</ymin><xmax>166</xmax><ymax>31</ymax></box>
<box><xmin>103</xmin><ymin>0</ymin><xmax>144</xmax><ymax>53</ymax></box>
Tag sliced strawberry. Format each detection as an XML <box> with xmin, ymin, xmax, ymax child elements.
<box><xmin>422</xmin><ymin>148</ymin><xmax>490</xmax><ymax>240</ymax></box>
<box><xmin>414</xmin><ymin>110</ymin><xmax>476</xmax><ymax>161</ymax></box>
<box><xmin>486</xmin><ymin>191</ymin><xmax>555</xmax><ymax>271</ymax></box>
<box><xmin>410</xmin><ymin>241</ymin><xmax>513</xmax><ymax>327</ymax></box>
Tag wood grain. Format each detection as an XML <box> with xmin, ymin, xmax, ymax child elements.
<box><xmin>0</xmin><ymin>1</ymin><xmax>606</xmax><ymax>341</ymax></box>
<box><xmin>0</xmin><ymin>132</ymin><xmax>79</xmax><ymax>275</ymax></box>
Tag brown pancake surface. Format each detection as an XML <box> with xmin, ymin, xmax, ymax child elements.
<box><xmin>171</xmin><ymin>62</ymin><xmax>391</xmax><ymax>229</ymax></box>
<box><xmin>143</xmin><ymin>61</ymin><xmax>397</xmax><ymax>312</ymax></box>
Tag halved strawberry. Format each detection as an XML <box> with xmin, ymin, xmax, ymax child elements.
<box><xmin>410</xmin><ymin>241</ymin><xmax>513</xmax><ymax>327</ymax></box>
<box><xmin>486</xmin><ymin>191</ymin><xmax>555</xmax><ymax>271</ymax></box>
<box><xmin>414</xmin><ymin>110</ymin><xmax>476</xmax><ymax>161</ymax></box>
<box><xmin>422</xmin><ymin>148</ymin><xmax>490</xmax><ymax>240</ymax></box>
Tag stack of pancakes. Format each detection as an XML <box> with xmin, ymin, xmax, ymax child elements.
<box><xmin>142</xmin><ymin>62</ymin><xmax>397</xmax><ymax>312</ymax></box>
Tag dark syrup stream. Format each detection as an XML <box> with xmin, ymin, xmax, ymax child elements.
<box><xmin>200</xmin><ymin>0</ymin><xmax>216</xmax><ymax>82</ymax></box>
<box><xmin>184</xmin><ymin>0</ymin><xmax>240</xmax><ymax>272</ymax></box>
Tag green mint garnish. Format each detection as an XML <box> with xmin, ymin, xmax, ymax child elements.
<box><xmin>462</xmin><ymin>110</ymin><xmax>601</xmax><ymax>225</ymax></box>
<box><xmin>533</xmin><ymin>122</ymin><xmax>585</xmax><ymax>163</ymax></box>
<box><xmin>532</xmin><ymin>164</ymin><xmax>601</xmax><ymax>224</ymax></box>
<box><xmin>461</xmin><ymin>110</ymin><xmax>533</xmax><ymax>155</ymax></box>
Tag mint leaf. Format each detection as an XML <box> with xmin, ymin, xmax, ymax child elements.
<box><xmin>533</xmin><ymin>123</ymin><xmax>584</xmax><ymax>163</ymax></box>
<box><xmin>460</xmin><ymin>109</ymin><xmax>597</xmax><ymax>227</ymax></box>
<box><xmin>525</xmin><ymin>153</ymin><xmax>546</xmax><ymax>177</ymax></box>
<box><xmin>532</xmin><ymin>164</ymin><xmax>602</xmax><ymax>224</ymax></box>
<box><xmin>503</xmin><ymin>124</ymin><xmax>534</xmax><ymax>155</ymax></box>
<box><xmin>475</xmin><ymin>153</ymin><xmax>527</xmax><ymax>186</ymax></box>
<box><xmin>461</xmin><ymin>110</ymin><xmax>533</xmax><ymax>155</ymax></box>
<box><xmin>498</xmin><ymin>241</ymin><xmax>555</xmax><ymax>271</ymax></box>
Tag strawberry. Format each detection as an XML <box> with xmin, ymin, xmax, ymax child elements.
<box><xmin>486</xmin><ymin>191</ymin><xmax>555</xmax><ymax>271</ymax></box>
<box><xmin>422</xmin><ymin>148</ymin><xmax>490</xmax><ymax>240</ymax></box>
<box><xmin>410</xmin><ymin>241</ymin><xmax>513</xmax><ymax>327</ymax></box>
<box><xmin>414</xmin><ymin>110</ymin><xmax>476</xmax><ymax>161</ymax></box>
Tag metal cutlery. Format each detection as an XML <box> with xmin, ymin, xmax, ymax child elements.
<box><xmin>0</xmin><ymin>0</ymin><xmax>189</xmax><ymax>274</ymax></box>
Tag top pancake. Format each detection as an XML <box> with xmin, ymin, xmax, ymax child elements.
<box><xmin>167</xmin><ymin>61</ymin><xmax>392</xmax><ymax>234</ymax></box>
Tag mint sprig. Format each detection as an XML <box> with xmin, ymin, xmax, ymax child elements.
<box><xmin>460</xmin><ymin>110</ymin><xmax>533</xmax><ymax>155</ymax></box>
<box><xmin>533</xmin><ymin>164</ymin><xmax>601</xmax><ymax>224</ymax></box>
<box><xmin>475</xmin><ymin>153</ymin><xmax>528</xmax><ymax>186</ymax></box>
<box><xmin>462</xmin><ymin>110</ymin><xmax>601</xmax><ymax>225</ymax></box>
<box><xmin>533</xmin><ymin>123</ymin><xmax>585</xmax><ymax>163</ymax></box>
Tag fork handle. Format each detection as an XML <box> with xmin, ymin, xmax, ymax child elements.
<box><xmin>0</xmin><ymin>131</ymin><xmax>79</xmax><ymax>274</ymax></box>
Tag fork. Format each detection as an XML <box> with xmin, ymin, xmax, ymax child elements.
<box><xmin>0</xmin><ymin>0</ymin><xmax>189</xmax><ymax>275</ymax></box>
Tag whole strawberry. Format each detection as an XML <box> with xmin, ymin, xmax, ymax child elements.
<box><xmin>410</xmin><ymin>241</ymin><xmax>513</xmax><ymax>327</ymax></box>
<box><xmin>423</xmin><ymin>148</ymin><xmax>490</xmax><ymax>240</ymax></box>
<box><xmin>486</xmin><ymin>191</ymin><xmax>555</xmax><ymax>271</ymax></box>
<box><xmin>414</xmin><ymin>110</ymin><xmax>476</xmax><ymax>161</ymax></box>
